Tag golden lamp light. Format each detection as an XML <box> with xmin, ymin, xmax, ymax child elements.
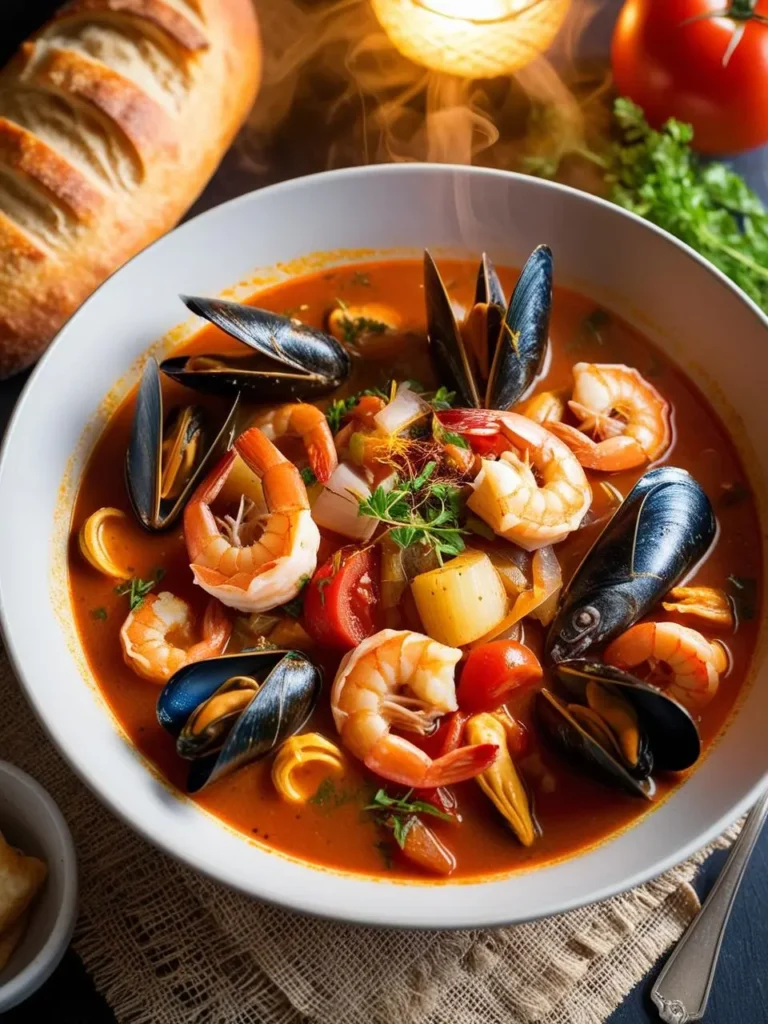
<box><xmin>371</xmin><ymin>0</ymin><xmax>572</xmax><ymax>78</ymax></box>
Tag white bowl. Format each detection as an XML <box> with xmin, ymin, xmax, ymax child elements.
<box><xmin>0</xmin><ymin>762</ymin><xmax>77</xmax><ymax>1012</ymax></box>
<box><xmin>0</xmin><ymin>166</ymin><xmax>766</xmax><ymax>929</ymax></box>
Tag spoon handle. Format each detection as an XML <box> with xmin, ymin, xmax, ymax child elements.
<box><xmin>651</xmin><ymin>789</ymin><xmax>768</xmax><ymax>1024</ymax></box>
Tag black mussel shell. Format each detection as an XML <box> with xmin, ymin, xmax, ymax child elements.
<box><xmin>424</xmin><ymin>247</ymin><xmax>551</xmax><ymax>411</ymax></box>
<box><xmin>554</xmin><ymin>661</ymin><xmax>700</xmax><ymax>773</ymax></box>
<box><xmin>546</xmin><ymin>467</ymin><xmax>716</xmax><ymax>663</ymax></box>
<box><xmin>425</xmin><ymin>250</ymin><xmax>481</xmax><ymax>408</ymax></box>
<box><xmin>486</xmin><ymin>244</ymin><xmax>551</xmax><ymax>410</ymax></box>
<box><xmin>157</xmin><ymin>650</ymin><xmax>322</xmax><ymax>793</ymax></box>
<box><xmin>125</xmin><ymin>358</ymin><xmax>238</xmax><ymax>532</ymax></box>
<box><xmin>161</xmin><ymin>297</ymin><xmax>351</xmax><ymax>400</ymax></box>
<box><xmin>471</xmin><ymin>253</ymin><xmax>507</xmax><ymax>381</ymax></box>
<box><xmin>536</xmin><ymin>688</ymin><xmax>653</xmax><ymax>799</ymax></box>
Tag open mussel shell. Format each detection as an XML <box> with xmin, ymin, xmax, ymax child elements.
<box><xmin>424</xmin><ymin>246</ymin><xmax>551</xmax><ymax>411</ymax></box>
<box><xmin>160</xmin><ymin>296</ymin><xmax>351</xmax><ymax>400</ymax></box>
<box><xmin>425</xmin><ymin>250</ymin><xmax>481</xmax><ymax>407</ymax></box>
<box><xmin>469</xmin><ymin>253</ymin><xmax>507</xmax><ymax>380</ymax></box>
<box><xmin>546</xmin><ymin>467</ymin><xmax>716</xmax><ymax>663</ymax></box>
<box><xmin>125</xmin><ymin>359</ymin><xmax>238</xmax><ymax>532</ymax></box>
<box><xmin>536</xmin><ymin>689</ymin><xmax>654</xmax><ymax>799</ymax></box>
<box><xmin>157</xmin><ymin>649</ymin><xmax>322</xmax><ymax>793</ymax></box>
<box><xmin>486</xmin><ymin>244</ymin><xmax>551</xmax><ymax>410</ymax></box>
<box><xmin>553</xmin><ymin>661</ymin><xmax>701</xmax><ymax>773</ymax></box>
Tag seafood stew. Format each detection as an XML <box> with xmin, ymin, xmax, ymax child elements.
<box><xmin>68</xmin><ymin>253</ymin><xmax>761</xmax><ymax>882</ymax></box>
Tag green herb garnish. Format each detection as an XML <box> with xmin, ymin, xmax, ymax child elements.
<box><xmin>358</xmin><ymin>465</ymin><xmax>465</xmax><ymax>563</ymax></box>
<box><xmin>427</xmin><ymin>386</ymin><xmax>456</xmax><ymax>411</ymax></box>
<box><xmin>300</xmin><ymin>467</ymin><xmax>317</xmax><ymax>486</ymax></box>
<box><xmin>350</xmin><ymin>271</ymin><xmax>371</xmax><ymax>287</ymax></box>
<box><xmin>310</xmin><ymin>778</ymin><xmax>371</xmax><ymax>812</ymax></box>
<box><xmin>325</xmin><ymin>386</ymin><xmax>389</xmax><ymax>434</ymax></box>
<box><xmin>115</xmin><ymin>568</ymin><xmax>165</xmax><ymax>611</ymax></box>
<box><xmin>335</xmin><ymin>299</ymin><xmax>388</xmax><ymax>345</ymax></box>
<box><xmin>609</xmin><ymin>99</ymin><xmax>768</xmax><ymax>312</ymax></box>
<box><xmin>432</xmin><ymin>417</ymin><xmax>469</xmax><ymax>450</ymax></box>
<box><xmin>727</xmin><ymin>574</ymin><xmax>758</xmax><ymax>622</ymax></box>
<box><xmin>366</xmin><ymin>788</ymin><xmax>453</xmax><ymax>850</ymax></box>
<box><xmin>90</xmin><ymin>607</ymin><xmax>108</xmax><ymax>621</ymax></box>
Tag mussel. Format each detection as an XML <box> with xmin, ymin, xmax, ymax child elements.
<box><xmin>125</xmin><ymin>358</ymin><xmax>238</xmax><ymax>532</ymax></box>
<box><xmin>546</xmin><ymin>467</ymin><xmax>716</xmax><ymax>663</ymax></box>
<box><xmin>157</xmin><ymin>649</ymin><xmax>321</xmax><ymax>793</ymax></box>
<box><xmin>160</xmin><ymin>296</ymin><xmax>351</xmax><ymax>400</ymax></box>
<box><xmin>424</xmin><ymin>245</ymin><xmax>551</xmax><ymax>410</ymax></box>
<box><xmin>537</xmin><ymin>660</ymin><xmax>700</xmax><ymax>798</ymax></box>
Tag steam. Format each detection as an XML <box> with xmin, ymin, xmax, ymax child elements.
<box><xmin>239</xmin><ymin>0</ymin><xmax>610</xmax><ymax>182</ymax></box>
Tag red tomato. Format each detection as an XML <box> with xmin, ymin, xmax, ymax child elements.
<box><xmin>416</xmin><ymin>710</ymin><xmax>469</xmax><ymax>759</ymax></box>
<box><xmin>303</xmin><ymin>546</ymin><xmax>382</xmax><ymax>650</ymax></box>
<box><xmin>457</xmin><ymin>642</ymin><xmax>543</xmax><ymax>714</ymax></box>
<box><xmin>612</xmin><ymin>0</ymin><xmax>768</xmax><ymax>154</ymax></box>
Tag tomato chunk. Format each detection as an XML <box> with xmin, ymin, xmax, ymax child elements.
<box><xmin>303</xmin><ymin>546</ymin><xmax>382</xmax><ymax>650</ymax></box>
<box><xmin>457</xmin><ymin>641</ymin><xmax>542</xmax><ymax>713</ymax></box>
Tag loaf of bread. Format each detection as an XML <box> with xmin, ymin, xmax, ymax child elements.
<box><xmin>0</xmin><ymin>0</ymin><xmax>261</xmax><ymax>376</ymax></box>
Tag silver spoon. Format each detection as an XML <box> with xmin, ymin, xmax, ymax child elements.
<box><xmin>651</xmin><ymin>789</ymin><xmax>768</xmax><ymax>1024</ymax></box>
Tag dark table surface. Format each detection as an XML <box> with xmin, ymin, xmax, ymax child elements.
<box><xmin>1</xmin><ymin>1</ymin><xmax>767</xmax><ymax>1022</ymax></box>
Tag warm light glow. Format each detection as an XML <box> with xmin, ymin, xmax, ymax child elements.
<box><xmin>371</xmin><ymin>0</ymin><xmax>572</xmax><ymax>77</ymax></box>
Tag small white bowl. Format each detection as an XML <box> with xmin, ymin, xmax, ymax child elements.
<box><xmin>0</xmin><ymin>761</ymin><xmax>77</xmax><ymax>1013</ymax></box>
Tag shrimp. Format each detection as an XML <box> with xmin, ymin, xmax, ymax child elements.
<box><xmin>466</xmin><ymin>412</ymin><xmax>592</xmax><ymax>551</ymax></box>
<box><xmin>548</xmin><ymin>363</ymin><xmax>671</xmax><ymax>471</ymax></box>
<box><xmin>184</xmin><ymin>427</ymin><xmax>320</xmax><ymax>613</ymax></box>
<box><xmin>250</xmin><ymin>402</ymin><xmax>337</xmax><ymax>483</ymax></box>
<box><xmin>604</xmin><ymin>621</ymin><xmax>728</xmax><ymax>711</ymax></box>
<box><xmin>120</xmin><ymin>592</ymin><xmax>231</xmax><ymax>683</ymax></box>
<box><xmin>331</xmin><ymin>629</ymin><xmax>498</xmax><ymax>788</ymax></box>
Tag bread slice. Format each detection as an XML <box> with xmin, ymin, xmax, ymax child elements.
<box><xmin>0</xmin><ymin>0</ymin><xmax>261</xmax><ymax>376</ymax></box>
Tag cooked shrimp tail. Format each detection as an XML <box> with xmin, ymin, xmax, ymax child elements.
<box><xmin>120</xmin><ymin>592</ymin><xmax>231</xmax><ymax>683</ymax></box>
<box><xmin>364</xmin><ymin>734</ymin><xmax>498</xmax><ymax>788</ymax></box>
<box><xmin>467</xmin><ymin>412</ymin><xmax>591</xmax><ymax>551</ymax></box>
<box><xmin>183</xmin><ymin>426</ymin><xmax>320</xmax><ymax>613</ymax></box>
<box><xmin>251</xmin><ymin>402</ymin><xmax>337</xmax><ymax>483</ymax></box>
<box><xmin>549</xmin><ymin>363</ymin><xmax>670</xmax><ymax>471</ymax></box>
<box><xmin>548</xmin><ymin>422</ymin><xmax>647</xmax><ymax>471</ymax></box>
<box><xmin>332</xmin><ymin>629</ymin><xmax>497</xmax><ymax>788</ymax></box>
<box><xmin>604</xmin><ymin>621</ymin><xmax>727</xmax><ymax>710</ymax></box>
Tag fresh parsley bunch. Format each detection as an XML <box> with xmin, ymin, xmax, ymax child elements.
<box><xmin>357</xmin><ymin>460</ymin><xmax>465</xmax><ymax>562</ymax></box>
<box><xmin>609</xmin><ymin>99</ymin><xmax>768</xmax><ymax>312</ymax></box>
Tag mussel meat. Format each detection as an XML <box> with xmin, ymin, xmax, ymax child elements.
<box><xmin>536</xmin><ymin>659</ymin><xmax>701</xmax><ymax>798</ymax></box>
<box><xmin>536</xmin><ymin>688</ymin><xmax>653</xmax><ymax>799</ymax></box>
<box><xmin>157</xmin><ymin>649</ymin><xmax>321</xmax><ymax>793</ymax></box>
<box><xmin>125</xmin><ymin>358</ymin><xmax>238</xmax><ymax>532</ymax></box>
<box><xmin>160</xmin><ymin>296</ymin><xmax>351</xmax><ymax>400</ymax></box>
<box><xmin>425</xmin><ymin>246</ymin><xmax>551</xmax><ymax>410</ymax></box>
<box><xmin>546</xmin><ymin>466</ymin><xmax>716</xmax><ymax>663</ymax></box>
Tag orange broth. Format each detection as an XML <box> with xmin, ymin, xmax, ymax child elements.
<box><xmin>68</xmin><ymin>258</ymin><xmax>762</xmax><ymax>880</ymax></box>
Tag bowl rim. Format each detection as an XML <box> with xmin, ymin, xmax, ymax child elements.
<box><xmin>1</xmin><ymin>163</ymin><xmax>767</xmax><ymax>929</ymax></box>
<box><xmin>0</xmin><ymin>761</ymin><xmax>78</xmax><ymax>1011</ymax></box>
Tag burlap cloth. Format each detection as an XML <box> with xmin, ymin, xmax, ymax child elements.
<box><xmin>0</xmin><ymin>649</ymin><xmax>742</xmax><ymax>1024</ymax></box>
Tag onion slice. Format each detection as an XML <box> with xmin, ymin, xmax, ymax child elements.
<box><xmin>374</xmin><ymin>383</ymin><xmax>430</xmax><ymax>435</ymax></box>
<box><xmin>469</xmin><ymin>546</ymin><xmax>562</xmax><ymax>647</ymax></box>
<box><xmin>311</xmin><ymin>463</ymin><xmax>378</xmax><ymax>541</ymax></box>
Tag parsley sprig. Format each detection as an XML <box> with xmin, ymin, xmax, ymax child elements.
<box><xmin>325</xmin><ymin>386</ymin><xmax>389</xmax><ymax>434</ymax></box>
<box><xmin>357</xmin><ymin>462</ymin><xmax>465</xmax><ymax>562</ymax></box>
<box><xmin>334</xmin><ymin>299</ymin><xmax>388</xmax><ymax>345</ymax></box>
<box><xmin>366</xmin><ymin>788</ymin><xmax>453</xmax><ymax>849</ymax></box>
<box><xmin>609</xmin><ymin>99</ymin><xmax>768</xmax><ymax>312</ymax></box>
<box><xmin>115</xmin><ymin>568</ymin><xmax>165</xmax><ymax>610</ymax></box>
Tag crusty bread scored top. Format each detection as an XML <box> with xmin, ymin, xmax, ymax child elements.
<box><xmin>0</xmin><ymin>0</ymin><xmax>261</xmax><ymax>377</ymax></box>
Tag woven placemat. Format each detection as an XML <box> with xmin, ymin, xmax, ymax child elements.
<box><xmin>0</xmin><ymin>648</ymin><xmax>738</xmax><ymax>1024</ymax></box>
